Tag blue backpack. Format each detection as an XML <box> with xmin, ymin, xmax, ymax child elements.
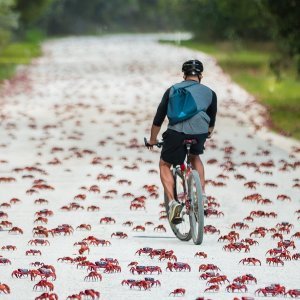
<box><xmin>167</xmin><ymin>82</ymin><xmax>199</xmax><ymax>125</ymax></box>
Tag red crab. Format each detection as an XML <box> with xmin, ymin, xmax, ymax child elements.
<box><xmin>154</xmin><ymin>224</ymin><xmax>166</xmax><ymax>232</ymax></box>
<box><xmin>231</xmin><ymin>222</ymin><xmax>249</xmax><ymax>230</ymax></box>
<box><xmin>292</xmin><ymin>253</ymin><xmax>300</xmax><ymax>260</ymax></box>
<box><xmin>144</xmin><ymin>277</ymin><xmax>161</xmax><ymax>287</ymax></box>
<box><xmin>26</xmin><ymin>249</ymin><xmax>42</xmax><ymax>256</ymax></box>
<box><xmin>0</xmin><ymin>258</ymin><xmax>11</xmax><ymax>265</ymax></box>
<box><xmin>1</xmin><ymin>245</ymin><xmax>16</xmax><ymax>251</ymax></box>
<box><xmin>111</xmin><ymin>232</ymin><xmax>128</xmax><ymax>239</ymax></box>
<box><xmin>204</xmin><ymin>284</ymin><xmax>219</xmax><ymax>292</ymax></box>
<box><xmin>76</xmin><ymin>224</ymin><xmax>91</xmax><ymax>231</ymax></box>
<box><xmin>271</xmin><ymin>232</ymin><xmax>283</xmax><ymax>240</ymax></box>
<box><xmin>166</xmin><ymin>262</ymin><xmax>191</xmax><ymax>272</ymax></box>
<box><xmin>239</xmin><ymin>257</ymin><xmax>261</xmax><ymax>266</ymax></box>
<box><xmin>199</xmin><ymin>271</ymin><xmax>219</xmax><ymax>280</ymax></box>
<box><xmin>149</xmin><ymin>248</ymin><xmax>166</xmax><ymax>258</ymax></box>
<box><xmin>159</xmin><ymin>250</ymin><xmax>177</xmax><ymax>262</ymax></box>
<box><xmin>255</xmin><ymin>284</ymin><xmax>286</xmax><ymax>296</ymax></box>
<box><xmin>233</xmin><ymin>274</ymin><xmax>257</xmax><ymax>284</ymax></box>
<box><xmin>145</xmin><ymin>221</ymin><xmax>154</xmax><ymax>226</ymax></box>
<box><xmin>226</xmin><ymin>283</ymin><xmax>248</xmax><ymax>292</ymax></box>
<box><xmin>250</xmin><ymin>228</ymin><xmax>266</xmax><ymax>238</ymax></box>
<box><xmin>78</xmin><ymin>289</ymin><xmax>100</xmax><ymax>299</ymax></box>
<box><xmin>266</xmin><ymin>247</ymin><xmax>290</xmax><ymax>256</ymax></box>
<box><xmin>285</xmin><ymin>289</ymin><xmax>300</xmax><ymax>298</ymax></box>
<box><xmin>33</xmin><ymin>280</ymin><xmax>54</xmax><ymax>292</ymax></box>
<box><xmin>130</xmin><ymin>203</ymin><xmax>145</xmax><ymax>210</ymax></box>
<box><xmin>135</xmin><ymin>247</ymin><xmax>153</xmax><ymax>256</ymax></box>
<box><xmin>0</xmin><ymin>283</ymin><xmax>10</xmax><ymax>294</ymax></box>
<box><xmin>244</xmin><ymin>181</ymin><xmax>259</xmax><ymax>189</ymax></box>
<box><xmin>35</xmin><ymin>292</ymin><xmax>58</xmax><ymax>300</ymax></box>
<box><xmin>207</xmin><ymin>275</ymin><xmax>229</xmax><ymax>285</ymax></box>
<box><xmin>28</xmin><ymin>239</ymin><xmax>50</xmax><ymax>246</ymax></box>
<box><xmin>132</xmin><ymin>225</ymin><xmax>145</xmax><ymax>232</ymax></box>
<box><xmin>266</xmin><ymin>257</ymin><xmax>284</xmax><ymax>266</ymax></box>
<box><xmin>8</xmin><ymin>226</ymin><xmax>23</xmax><ymax>234</ymax></box>
<box><xmin>169</xmin><ymin>288</ymin><xmax>186</xmax><ymax>296</ymax></box>
<box><xmin>218</xmin><ymin>235</ymin><xmax>236</xmax><ymax>243</ymax></box>
<box><xmin>122</xmin><ymin>221</ymin><xmax>133</xmax><ymax>226</ymax></box>
<box><xmin>277</xmin><ymin>194</ymin><xmax>291</xmax><ymax>201</ymax></box>
<box><xmin>194</xmin><ymin>251</ymin><xmax>207</xmax><ymax>258</ymax></box>
<box><xmin>223</xmin><ymin>242</ymin><xmax>250</xmax><ymax>252</ymax></box>
<box><xmin>87</xmin><ymin>205</ymin><xmax>100</xmax><ymax>211</ymax></box>
<box><xmin>199</xmin><ymin>264</ymin><xmax>221</xmax><ymax>272</ymax></box>
<box><xmin>0</xmin><ymin>220</ymin><xmax>12</xmax><ymax>228</ymax></box>
<box><xmin>241</xmin><ymin>238</ymin><xmax>259</xmax><ymax>246</ymax></box>
<box><xmin>99</xmin><ymin>217</ymin><xmax>116</xmax><ymax>224</ymax></box>
<box><xmin>34</xmin><ymin>199</ymin><xmax>49</xmax><ymax>205</ymax></box>
<box><xmin>130</xmin><ymin>280</ymin><xmax>151</xmax><ymax>290</ymax></box>
<box><xmin>205</xmin><ymin>208</ymin><xmax>224</xmax><ymax>217</ymax></box>
<box><xmin>291</xmin><ymin>232</ymin><xmax>300</xmax><ymax>240</ymax></box>
<box><xmin>204</xmin><ymin>225</ymin><xmax>220</xmax><ymax>234</ymax></box>
<box><xmin>277</xmin><ymin>239</ymin><xmax>296</xmax><ymax>249</ymax></box>
<box><xmin>84</xmin><ymin>271</ymin><xmax>102</xmax><ymax>281</ymax></box>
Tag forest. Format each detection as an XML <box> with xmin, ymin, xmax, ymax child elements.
<box><xmin>0</xmin><ymin>0</ymin><xmax>299</xmax><ymax>137</ymax></box>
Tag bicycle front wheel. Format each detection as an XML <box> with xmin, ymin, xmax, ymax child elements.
<box><xmin>164</xmin><ymin>169</ymin><xmax>191</xmax><ymax>241</ymax></box>
<box><xmin>188</xmin><ymin>170</ymin><xmax>204</xmax><ymax>245</ymax></box>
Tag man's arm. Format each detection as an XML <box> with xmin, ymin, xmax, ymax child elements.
<box><xmin>206</xmin><ymin>91</ymin><xmax>217</xmax><ymax>137</ymax></box>
<box><xmin>148</xmin><ymin>88</ymin><xmax>170</xmax><ymax>145</ymax></box>
<box><xmin>149</xmin><ymin>124</ymin><xmax>161</xmax><ymax>144</ymax></box>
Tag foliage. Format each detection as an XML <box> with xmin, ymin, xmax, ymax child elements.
<box><xmin>41</xmin><ymin>0</ymin><xmax>181</xmax><ymax>35</ymax></box>
<box><xmin>0</xmin><ymin>0</ymin><xmax>18</xmax><ymax>49</ymax></box>
<box><xmin>263</xmin><ymin>0</ymin><xmax>300</xmax><ymax>77</ymax></box>
<box><xmin>164</xmin><ymin>40</ymin><xmax>300</xmax><ymax>139</ymax></box>
<box><xmin>0</xmin><ymin>39</ymin><xmax>42</xmax><ymax>81</ymax></box>
<box><xmin>179</xmin><ymin>0</ymin><xmax>271</xmax><ymax>41</ymax></box>
<box><xmin>14</xmin><ymin>0</ymin><xmax>53</xmax><ymax>28</ymax></box>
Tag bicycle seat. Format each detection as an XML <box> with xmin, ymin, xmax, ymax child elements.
<box><xmin>183</xmin><ymin>139</ymin><xmax>198</xmax><ymax>145</ymax></box>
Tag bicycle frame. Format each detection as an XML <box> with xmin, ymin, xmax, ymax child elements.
<box><xmin>174</xmin><ymin>143</ymin><xmax>193</xmax><ymax>213</ymax></box>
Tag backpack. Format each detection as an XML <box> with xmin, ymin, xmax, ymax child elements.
<box><xmin>167</xmin><ymin>81</ymin><xmax>199</xmax><ymax>125</ymax></box>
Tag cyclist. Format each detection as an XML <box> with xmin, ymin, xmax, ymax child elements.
<box><xmin>147</xmin><ymin>59</ymin><xmax>217</xmax><ymax>223</ymax></box>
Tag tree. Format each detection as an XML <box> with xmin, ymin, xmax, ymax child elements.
<box><xmin>264</xmin><ymin>0</ymin><xmax>300</xmax><ymax>76</ymax></box>
<box><xmin>14</xmin><ymin>0</ymin><xmax>53</xmax><ymax>29</ymax></box>
<box><xmin>180</xmin><ymin>0</ymin><xmax>271</xmax><ymax>41</ymax></box>
<box><xmin>0</xmin><ymin>0</ymin><xmax>18</xmax><ymax>49</ymax></box>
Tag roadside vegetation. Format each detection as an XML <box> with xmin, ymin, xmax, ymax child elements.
<box><xmin>162</xmin><ymin>40</ymin><xmax>300</xmax><ymax>139</ymax></box>
<box><xmin>0</xmin><ymin>0</ymin><xmax>299</xmax><ymax>139</ymax></box>
<box><xmin>0</xmin><ymin>30</ymin><xmax>43</xmax><ymax>81</ymax></box>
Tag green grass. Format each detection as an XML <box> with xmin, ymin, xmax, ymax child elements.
<box><xmin>0</xmin><ymin>33</ymin><xmax>43</xmax><ymax>81</ymax></box>
<box><xmin>161</xmin><ymin>40</ymin><xmax>300</xmax><ymax>139</ymax></box>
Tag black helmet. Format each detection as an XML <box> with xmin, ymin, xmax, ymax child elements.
<box><xmin>182</xmin><ymin>60</ymin><xmax>203</xmax><ymax>75</ymax></box>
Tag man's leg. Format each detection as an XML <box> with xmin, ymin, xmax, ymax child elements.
<box><xmin>189</xmin><ymin>154</ymin><xmax>205</xmax><ymax>193</ymax></box>
<box><xmin>159</xmin><ymin>158</ymin><xmax>174</xmax><ymax>202</ymax></box>
<box><xmin>159</xmin><ymin>158</ymin><xmax>182</xmax><ymax>223</ymax></box>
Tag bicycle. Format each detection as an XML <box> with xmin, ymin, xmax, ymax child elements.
<box><xmin>144</xmin><ymin>137</ymin><xmax>204</xmax><ymax>245</ymax></box>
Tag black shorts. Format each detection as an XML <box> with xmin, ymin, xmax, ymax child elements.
<box><xmin>161</xmin><ymin>129</ymin><xmax>208</xmax><ymax>165</ymax></box>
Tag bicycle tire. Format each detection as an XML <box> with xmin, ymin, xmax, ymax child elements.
<box><xmin>164</xmin><ymin>169</ymin><xmax>192</xmax><ymax>242</ymax></box>
<box><xmin>188</xmin><ymin>170</ymin><xmax>204</xmax><ymax>245</ymax></box>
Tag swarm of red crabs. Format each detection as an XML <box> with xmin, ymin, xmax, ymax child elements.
<box><xmin>0</xmin><ymin>42</ymin><xmax>299</xmax><ymax>299</ymax></box>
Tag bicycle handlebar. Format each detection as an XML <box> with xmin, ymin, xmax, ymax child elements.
<box><xmin>144</xmin><ymin>137</ymin><xmax>163</xmax><ymax>148</ymax></box>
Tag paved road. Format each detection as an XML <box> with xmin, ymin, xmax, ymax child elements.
<box><xmin>0</xmin><ymin>34</ymin><xmax>299</xmax><ymax>300</ymax></box>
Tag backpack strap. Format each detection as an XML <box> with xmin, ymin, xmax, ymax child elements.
<box><xmin>169</xmin><ymin>81</ymin><xmax>198</xmax><ymax>97</ymax></box>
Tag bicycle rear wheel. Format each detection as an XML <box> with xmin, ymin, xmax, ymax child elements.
<box><xmin>188</xmin><ymin>170</ymin><xmax>204</xmax><ymax>245</ymax></box>
<box><xmin>164</xmin><ymin>168</ymin><xmax>192</xmax><ymax>241</ymax></box>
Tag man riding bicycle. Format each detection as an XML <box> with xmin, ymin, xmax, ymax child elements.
<box><xmin>147</xmin><ymin>59</ymin><xmax>217</xmax><ymax>224</ymax></box>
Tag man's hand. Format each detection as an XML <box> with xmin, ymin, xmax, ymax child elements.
<box><xmin>146</xmin><ymin>139</ymin><xmax>158</xmax><ymax>150</ymax></box>
<box><xmin>207</xmin><ymin>127</ymin><xmax>214</xmax><ymax>139</ymax></box>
